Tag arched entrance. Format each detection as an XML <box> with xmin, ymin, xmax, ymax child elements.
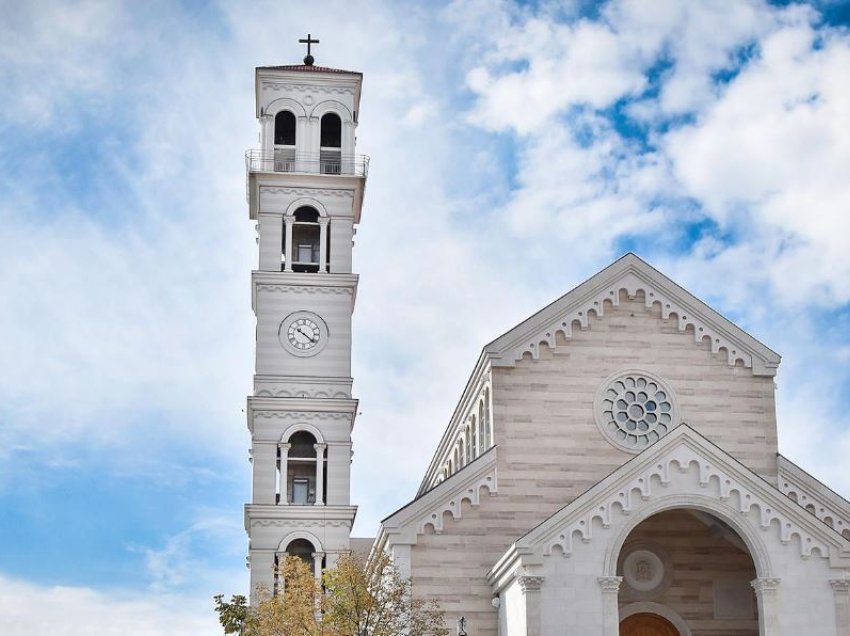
<box><xmin>620</xmin><ymin>612</ymin><xmax>678</xmax><ymax>636</ymax></box>
<box><xmin>615</xmin><ymin>509</ymin><xmax>759</xmax><ymax>635</ymax></box>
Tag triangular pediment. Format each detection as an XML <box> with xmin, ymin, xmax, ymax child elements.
<box><xmin>487</xmin><ymin>424</ymin><xmax>850</xmax><ymax>589</ymax></box>
<box><xmin>485</xmin><ymin>253</ymin><xmax>780</xmax><ymax>376</ymax></box>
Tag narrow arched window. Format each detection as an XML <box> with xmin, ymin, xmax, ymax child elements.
<box><xmin>275</xmin><ymin>111</ymin><xmax>296</xmax><ymax>145</ymax></box>
<box><xmin>478</xmin><ymin>403</ymin><xmax>486</xmax><ymax>453</ymax></box>
<box><xmin>273</xmin><ymin>111</ymin><xmax>297</xmax><ymax>173</ymax></box>
<box><xmin>320</xmin><ymin>113</ymin><xmax>341</xmax><ymax>147</ymax></box>
<box><xmin>320</xmin><ymin>113</ymin><xmax>342</xmax><ymax>174</ymax></box>
<box><xmin>287</xmin><ymin>431</ymin><xmax>318</xmax><ymax>504</ymax></box>
<box><xmin>458</xmin><ymin>439</ymin><xmax>465</xmax><ymax>468</ymax></box>
<box><xmin>470</xmin><ymin>415</ymin><xmax>478</xmax><ymax>459</ymax></box>
<box><xmin>484</xmin><ymin>387</ymin><xmax>492</xmax><ymax>448</ymax></box>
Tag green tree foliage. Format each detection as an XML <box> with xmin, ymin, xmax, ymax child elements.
<box><xmin>214</xmin><ymin>552</ymin><xmax>448</xmax><ymax>636</ymax></box>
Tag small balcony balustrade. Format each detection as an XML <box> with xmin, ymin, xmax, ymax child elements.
<box><xmin>245</xmin><ymin>149</ymin><xmax>370</xmax><ymax>177</ymax></box>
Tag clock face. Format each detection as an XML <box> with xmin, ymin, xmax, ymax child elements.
<box><xmin>287</xmin><ymin>317</ymin><xmax>321</xmax><ymax>350</ymax></box>
<box><xmin>279</xmin><ymin>311</ymin><xmax>329</xmax><ymax>357</ymax></box>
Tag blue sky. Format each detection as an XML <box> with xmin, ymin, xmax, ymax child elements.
<box><xmin>2</xmin><ymin>0</ymin><xmax>850</xmax><ymax>633</ymax></box>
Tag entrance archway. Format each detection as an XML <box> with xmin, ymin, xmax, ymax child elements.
<box><xmin>620</xmin><ymin>612</ymin><xmax>678</xmax><ymax>636</ymax></box>
<box><xmin>614</xmin><ymin>508</ymin><xmax>759</xmax><ymax>635</ymax></box>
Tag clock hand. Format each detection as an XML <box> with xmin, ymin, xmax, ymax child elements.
<box><xmin>296</xmin><ymin>327</ymin><xmax>319</xmax><ymax>343</ymax></box>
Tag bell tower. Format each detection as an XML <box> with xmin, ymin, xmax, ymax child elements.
<box><xmin>243</xmin><ymin>40</ymin><xmax>367</xmax><ymax>596</ymax></box>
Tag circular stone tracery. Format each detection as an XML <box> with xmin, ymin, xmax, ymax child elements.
<box><xmin>594</xmin><ymin>372</ymin><xmax>677</xmax><ymax>452</ymax></box>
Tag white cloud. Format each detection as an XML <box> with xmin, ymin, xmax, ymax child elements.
<box><xmin>3</xmin><ymin>4</ymin><xmax>850</xmax><ymax>623</ymax></box>
<box><xmin>0</xmin><ymin>574</ymin><xmax>219</xmax><ymax>636</ymax></box>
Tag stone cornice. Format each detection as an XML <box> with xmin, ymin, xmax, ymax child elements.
<box><xmin>417</xmin><ymin>351</ymin><xmax>492</xmax><ymax>495</ymax></box>
<box><xmin>379</xmin><ymin>448</ymin><xmax>497</xmax><ymax>546</ymax></box>
<box><xmin>484</xmin><ymin>253</ymin><xmax>780</xmax><ymax>376</ymax></box>
<box><xmin>247</xmin><ymin>396</ymin><xmax>358</xmax><ymax>433</ymax></box>
<box><xmin>247</xmin><ymin>171</ymin><xmax>365</xmax><ymax>223</ymax></box>
<box><xmin>777</xmin><ymin>455</ymin><xmax>850</xmax><ymax>542</ymax></box>
<box><xmin>244</xmin><ymin>503</ymin><xmax>357</xmax><ymax>531</ymax></box>
<box><xmin>251</xmin><ymin>271</ymin><xmax>358</xmax><ymax>313</ymax></box>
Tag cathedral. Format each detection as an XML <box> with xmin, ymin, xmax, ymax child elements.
<box><xmin>241</xmin><ymin>51</ymin><xmax>850</xmax><ymax>636</ymax></box>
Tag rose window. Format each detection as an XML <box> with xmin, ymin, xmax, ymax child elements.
<box><xmin>594</xmin><ymin>372</ymin><xmax>677</xmax><ymax>452</ymax></box>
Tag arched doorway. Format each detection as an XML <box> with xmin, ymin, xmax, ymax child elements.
<box><xmin>616</xmin><ymin>509</ymin><xmax>759</xmax><ymax>635</ymax></box>
<box><xmin>620</xmin><ymin>612</ymin><xmax>678</xmax><ymax>636</ymax></box>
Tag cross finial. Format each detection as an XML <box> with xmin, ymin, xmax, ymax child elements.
<box><xmin>299</xmin><ymin>33</ymin><xmax>320</xmax><ymax>66</ymax></box>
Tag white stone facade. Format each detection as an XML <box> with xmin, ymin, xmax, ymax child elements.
<box><xmin>244</xmin><ymin>62</ymin><xmax>366</xmax><ymax>598</ymax></box>
<box><xmin>374</xmin><ymin>255</ymin><xmax>850</xmax><ymax>636</ymax></box>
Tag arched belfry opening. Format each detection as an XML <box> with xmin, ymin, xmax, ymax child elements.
<box><xmin>320</xmin><ymin>112</ymin><xmax>342</xmax><ymax>174</ymax></box>
<box><xmin>274</xmin><ymin>110</ymin><xmax>296</xmax><ymax>171</ymax></box>
<box><xmin>273</xmin><ymin>536</ymin><xmax>324</xmax><ymax>595</ymax></box>
<box><xmin>616</xmin><ymin>509</ymin><xmax>759</xmax><ymax>636</ymax></box>
<box><xmin>276</xmin><ymin>430</ymin><xmax>327</xmax><ymax>506</ymax></box>
<box><xmin>282</xmin><ymin>205</ymin><xmax>330</xmax><ymax>274</ymax></box>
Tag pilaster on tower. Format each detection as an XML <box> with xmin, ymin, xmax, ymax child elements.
<box><xmin>243</xmin><ymin>54</ymin><xmax>367</xmax><ymax>599</ymax></box>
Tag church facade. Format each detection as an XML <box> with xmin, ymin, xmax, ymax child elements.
<box><xmin>242</xmin><ymin>58</ymin><xmax>850</xmax><ymax>636</ymax></box>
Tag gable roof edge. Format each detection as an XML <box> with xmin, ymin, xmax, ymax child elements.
<box><xmin>485</xmin><ymin>253</ymin><xmax>780</xmax><ymax>376</ymax></box>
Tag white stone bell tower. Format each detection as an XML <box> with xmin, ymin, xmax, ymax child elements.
<box><xmin>243</xmin><ymin>41</ymin><xmax>367</xmax><ymax>596</ymax></box>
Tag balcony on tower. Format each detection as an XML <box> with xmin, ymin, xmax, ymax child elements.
<box><xmin>246</xmin><ymin>64</ymin><xmax>368</xmax><ymax>223</ymax></box>
<box><xmin>245</xmin><ymin>149</ymin><xmax>370</xmax><ymax>178</ymax></box>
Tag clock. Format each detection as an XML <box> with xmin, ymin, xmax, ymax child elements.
<box><xmin>279</xmin><ymin>311</ymin><xmax>329</xmax><ymax>357</ymax></box>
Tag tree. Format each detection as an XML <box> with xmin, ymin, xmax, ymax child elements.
<box><xmin>214</xmin><ymin>552</ymin><xmax>448</xmax><ymax>636</ymax></box>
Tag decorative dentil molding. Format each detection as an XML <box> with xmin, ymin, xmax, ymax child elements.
<box><xmin>778</xmin><ymin>461</ymin><xmax>850</xmax><ymax>541</ymax></box>
<box><xmin>255</xmin><ymin>412</ymin><xmax>351</xmax><ymax>422</ymax></box>
<box><xmin>262</xmin><ymin>82</ymin><xmax>354</xmax><ymax>96</ymax></box>
<box><xmin>542</xmin><ymin>444</ymin><xmax>829</xmax><ymax>561</ymax></box>
<box><xmin>256</xmin><ymin>285</ymin><xmax>353</xmax><ymax>296</ymax></box>
<box><xmin>416</xmin><ymin>469</ymin><xmax>497</xmax><ymax>536</ymax></box>
<box><xmin>260</xmin><ymin>186</ymin><xmax>354</xmax><ymax>200</ymax></box>
<box><xmin>505</xmin><ymin>271</ymin><xmax>755</xmax><ymax>369</ymax></box>
<box><xmin>250</xmin><ymin>519</ymin><xmax>351</xmax><ymax>529</ymax></box>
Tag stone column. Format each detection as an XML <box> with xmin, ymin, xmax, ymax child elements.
<box><xmin>751</xmin><ymin>578</ymin><xmax>781</xmax><ymax>636</ymax></box>
<box><xmin>312</xmin><ymin>551</ymin><xmax>325</xmax><ymax>582</ymax></box>
<box><xmin>283</xmin><ymin>216</ymin><xmax>294</xmax><ymax>272</ymax></box>
<box><xmin>318</xmin><ymin>217</ymin><xmax>329</xmax><ymax>273</ymax></box>
<box><xmin>517</xmin><ymin>571</ymin><xmax>544</xmax><ymax>636</ymax></box>
<box><xmin>830</xmin><ymin>576</ymin><xmax>850</xmax><ymax>636</ymax></box>
<box><xmin>314</xmin><ymin>443</ymin><xmax>326</xmax><ymax>505</ymax></box>
<box><xmin>260</xmin><ymin>114</ymin><xmax>274</xmax><ymax>167</ymax></box>
<box><xmin>277</xmin><ymin>443</ymin><xmax>290</xmax><ymax>505</ymax></box>
<box><xmin>598</xmin><ymin>576</ymin><xmax>622</xmax><ymax>636</ymax></box>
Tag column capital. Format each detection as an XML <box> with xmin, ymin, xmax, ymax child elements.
<box><xmin>284</xmin><ymin>215</ymin><xmax>295</xmax><ymax>225</ymax></box>
<box><xmin>318</xmin><ymin>217</ymin><xmax>330</xmax><ymax>226</ymax></box>
<box><xmin>514</xmin><ymin>568</ymin><xmax>544</xmax><ymax>593</ymax></box>
<box><xmin>830</xmin><ymin>578</ymin><xmax>850</xmax><ymax>593</ymax></box>
<box><xmin>751</xmin><ymin>577</ymin><xmax>781</xmax><ymax>593</ymax></box>
<box><xmin>278</xmin><ymin>442</ymin><xmax>291</xmax><ymax>450</ymax></box>
<box><xmin>314</xmin><ymin>443</ymin><xmax>327</xmax><ymax>452</ymax></box>
<box><xmin>311</xmin><ymin>551</ymin><xmax>326</xmax><ymax>559</ymax></box>
<box><xmin>597</xmin><ymin>576</ymin><xmax>623</xmax><ymax>592</ymax></box>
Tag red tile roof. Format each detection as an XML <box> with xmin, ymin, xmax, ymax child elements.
<box><xmin>258</xmin><ymin>64</ymin><xmax>362</xmax><ymax>75</ymax></box>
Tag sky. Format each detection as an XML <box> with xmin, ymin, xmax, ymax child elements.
<box><xmin>2</xmin><ymin>0</ymin><xmax>850</xmax><ymax>633</ymax></box>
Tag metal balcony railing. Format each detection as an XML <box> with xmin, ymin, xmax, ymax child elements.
<box><xmin>245</xmin><ymin>149</ymin><xmax>370</xmax><ymax>177</ymax></box>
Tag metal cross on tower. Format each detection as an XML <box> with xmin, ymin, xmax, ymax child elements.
<box><xmin>299</xmin><ymin>33</ymin><xmax>320</xmax><ymax>66</ymax></box>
